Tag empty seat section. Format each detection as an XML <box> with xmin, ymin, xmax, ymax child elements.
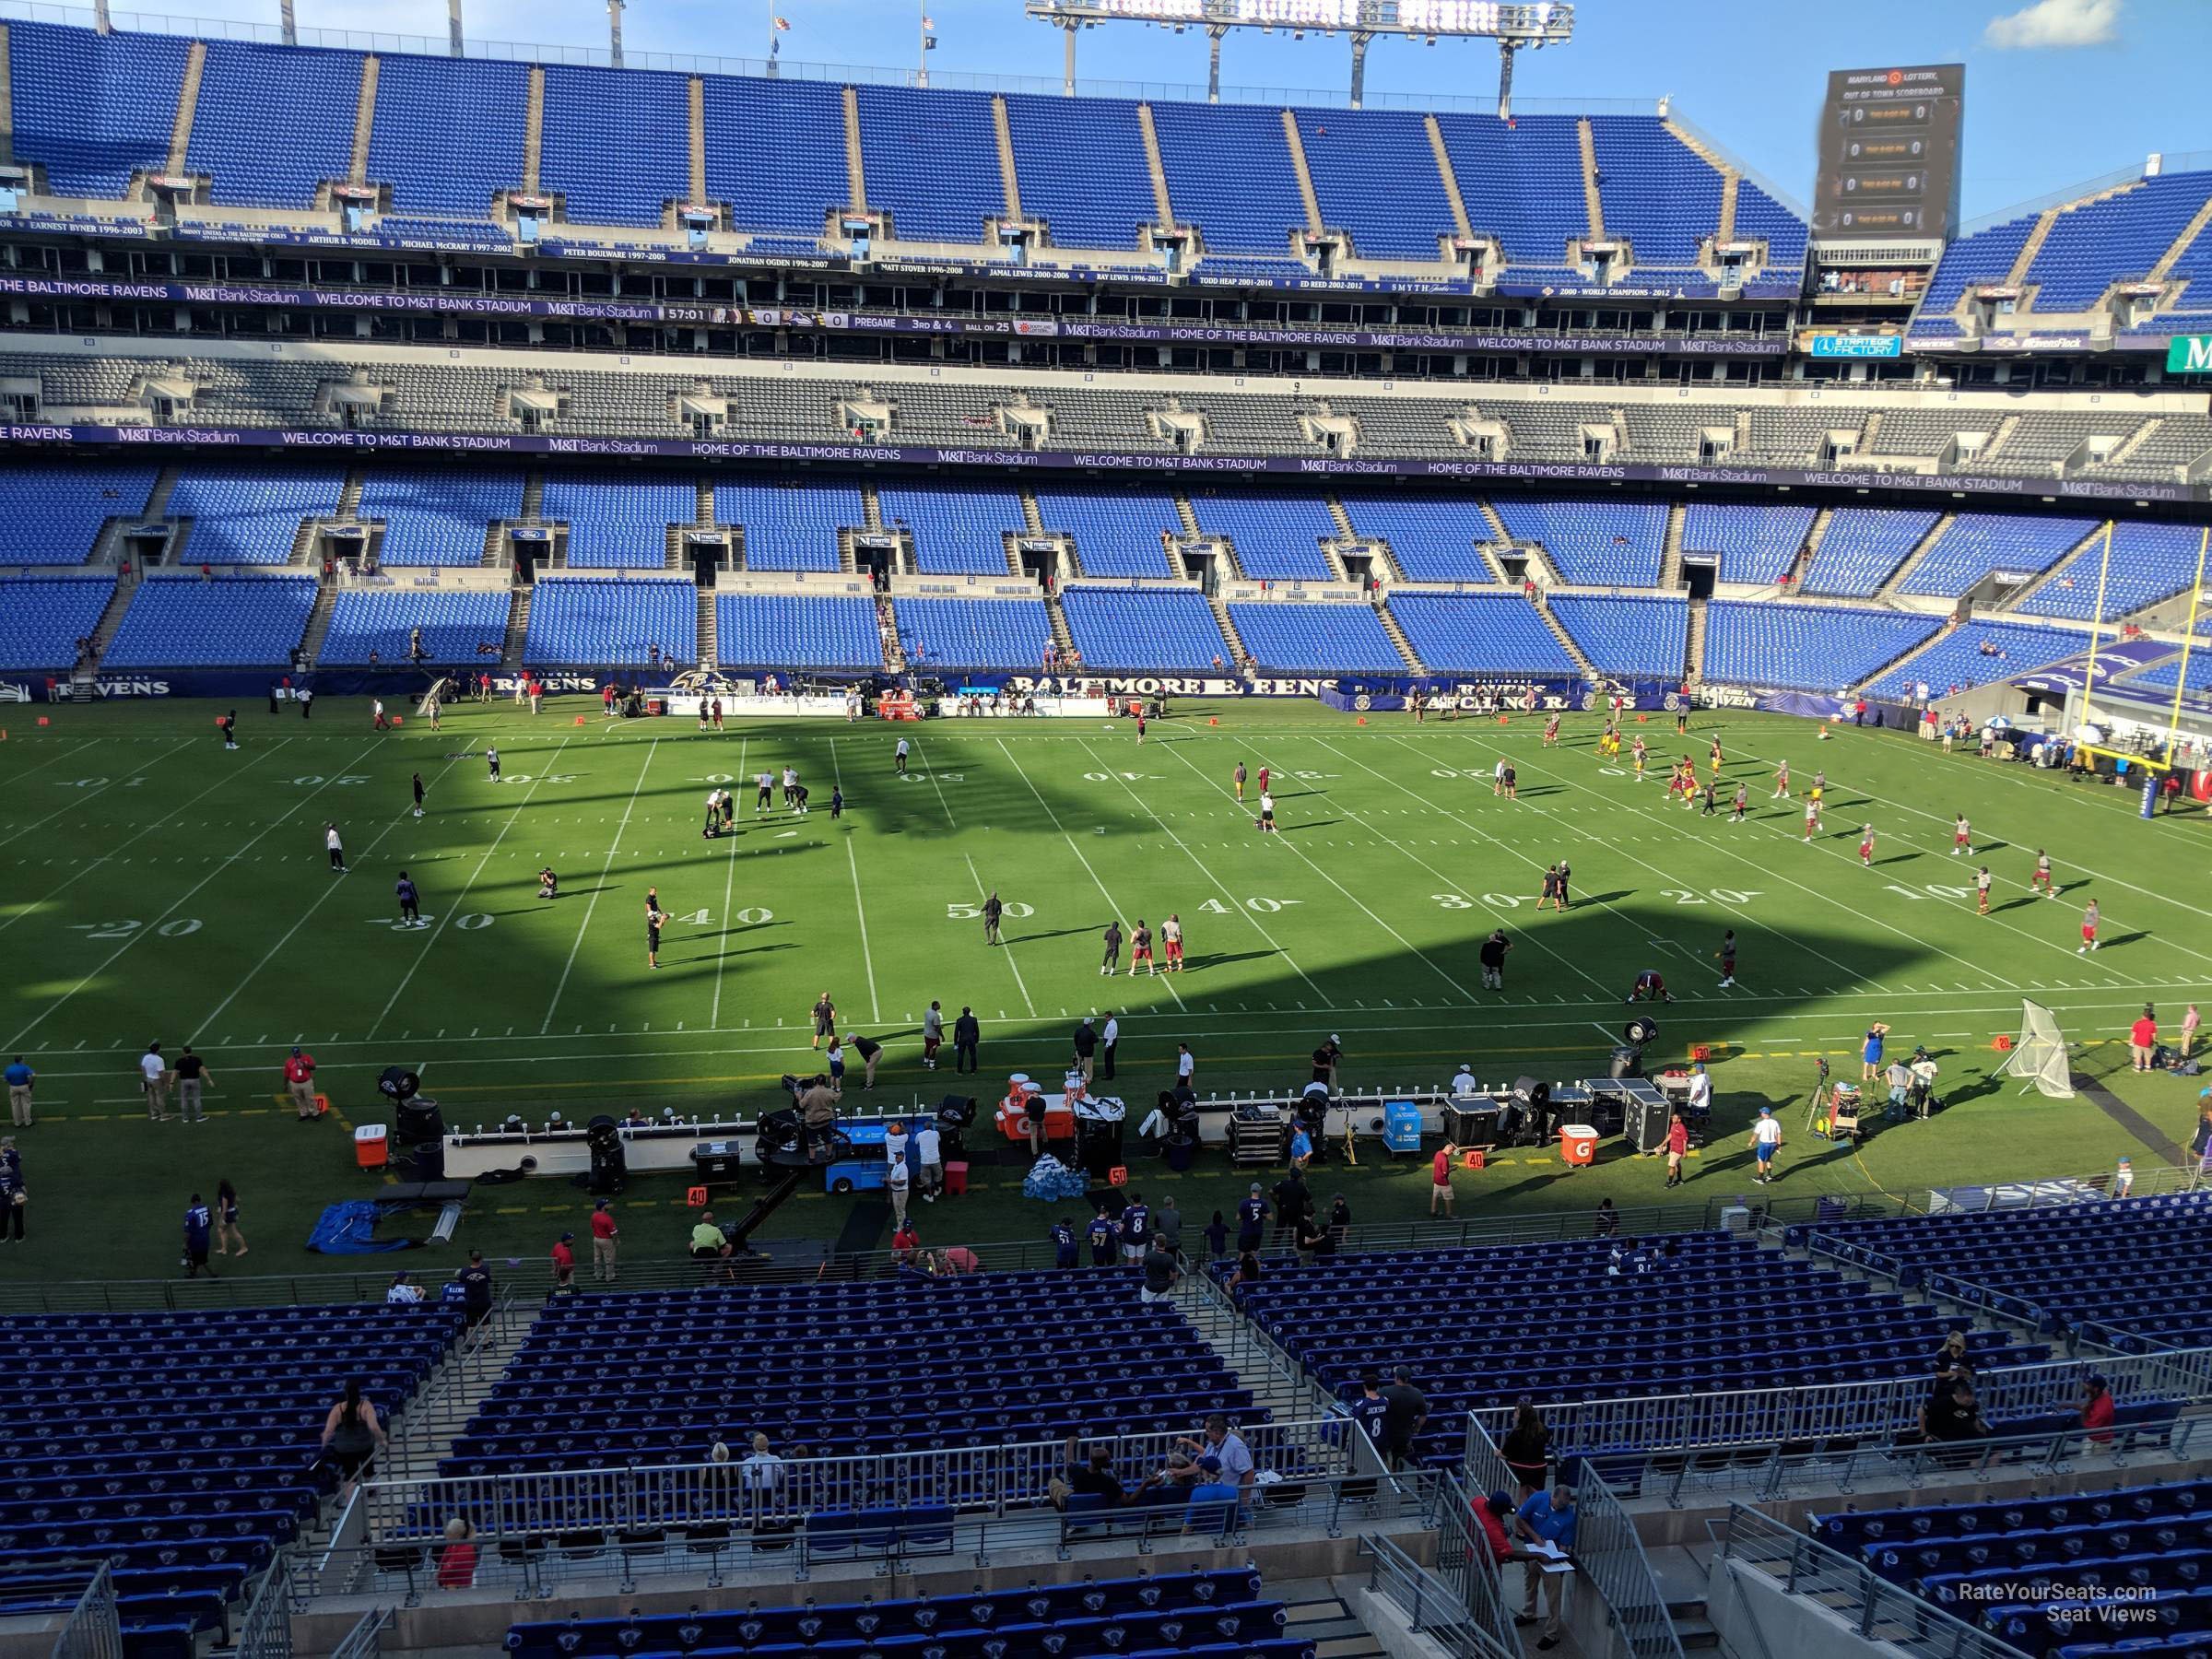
<box><xmin>1434</xmin><ymin>113</ymin><xmax>1586</xmax><ymax>274</ymax></box>
<box><xmin>1915</xmin><ymin>215</ymin><xmax>2037</xmax><ymax>321</ymax></box>
<box><xmin>1733</xmin><ymin>180</ymin><xmax>1808</xmax><ymax>273</ymax></box>
<box><xmin>542</xmin><ymin>474</ymin><xmax>697</xmax><ymax>570</ymax></box>
<box><xmin>1681</xmin><ymin>503</ymin><xmax>1815</xmax><ymax>585</ymax></box>
<box><xmin>1900</xmin><ymin>513</ymin><xmax>2100</xmax><ymax>598</ymax></box>
<box><xmin>716</xmin><ymin>479</ymin><xmax>859</xmax><ymax>573</ymax></box>
<box><xmin>1189</xmin><ymin>495</ymin><xmax>1335</xmax><ymax>582</ymax></box>
<box><xmin>539</xmin><ymin>65</ymin><xmax>690</xmax><ymax>228</ymax></box>
<box><xmin>1002</xmin><ymin>94</ymin><xmax>1156</xmax><ymax>251</ymax></box>
<box><xmin>1294</xmin><ymin>107</ymin><xmax>1452</xmax><ymax>260</ymax></box>
<box><xmin>1800</xmin><ymin>509</ymin><xmax>1940</xmax><ymax>597</ymax></box>
<box><xmin>896</xmin><ymin>597</ymin><xmax>1050</xmax><ymax>671</ymax></box>
<box><xmin>1228</xmin><ymin>603</ymin><xmax>1405</xmax><ymax>674</ymax></box>
<box><xmin>170</xmin><ymin>466</ymin><xmax>346</xmax><ymax>565</ymax></box>
<box><xmin>365</xmin><ymin>53</ymin><xmax>528</xmax><ymax>217</ymax></box>
<box><xmin>878</xmin><ymin>487</ymin><xmax>1024</xmax><ymax>576</ymax></box>
<box><xmin>700</xmin><ymin>74</ymin><xmax>850</xmax><ymax>238</ymax></box>
<box><xmin>1865</xmin><ymin>620</ymin><xmax>2092</xmax><ymax>699</ymax></box>
<box><xmin>319</xmin><ymin>588</ymin><xmax>512</xmax><ymax>665</ymax></box>
<box><xmin>1037</xmin><ymin>488</ymin><xmax>1179</xmax><ymax>578</ymax></box>
<box><xmin>1588</xmin><ymin>117</ymin><xmax>1720</xmax><ymax>265</ymax></box>
<box><xmin>6</xmin><ymin>21</ymin><xmax>189</xmax><ymax>197</ymax></box>
<box><xmin>1059</xmin><ymin>587</ymin><xmax>1233</xmax><ymax>671</ymax></box>
<box><xmin>184</xmin><ymin>41</ymin><xmax>358</xmax><ymax>208</ymax></box>
<box><xmin>369</xmin><ymin>216</ymin><xmax>512</xmax><ymax>247</ymax></box>
<box><xmin>1701</xmin><ymin>601</ymin><xmax>1937</xmax><ymax>690</ymax></box>
<box><xmin>2018</xmin><ymin>522</ymin><xmax>2206</xmax><ymax>620</ymax></box>
<box><xmin>1491</xmin><ymin>499</ymin><xmax>1666</xmax><ymax>586</ymax></box>
<box><xmin>715</xmin><ymin>593</ymin><xmax>881</xmax><ymax>671</ymax></box>
<box><xmin>1148</xmin><ymin>100</ymin><xmax>1307</xmax><ymax>256</ymax></box>
<box><xmin>1338</xmin><ymin>494</ymin><xmax>1497</xmax><ymax>583</ymax></box>
<box><xmin>1386</xmin><ymin>594</ymin><xmax>1576</xmax><ymax>675</ymax></box>
<box><xmin>523</xmin><ymin>578</ymin><xmax>695</xmax><ymax>666</ymax></box>
<box><xmin>1230</xmin><ymin>1232</ymin><xmax>2046</xmax><ymax>1466</ymax></box>
<box><xmin>0</xmin><ymin>576</ymin><xmax>116</xmax><ymax>669</ymax></box>
<box><xmin>0</xmin><ymin>460</ymin><xmax>156</xmax><ymax>564</ymax></box>
<box><xmin>2026</xmin><ymin>176</ymin><xmax>2212</xmax><ymax>310</ymax></box>
<box><xmin>359</xmin><ymin>469</ymin><xmax>523</xmax><ymax>567</ymax></box>
<box><xmin>103</xmin><ymin>574</ymin><xmax>318</xmax><ymax>666</ymax></box>
<box><xmin>444</xmin><ymin>1273</ymin><xmax>1249</xmax><ymax>1477</ymax></box>
<box><xmin>1550</xmin><ymin>594</ymin><xmax>1688</xmax><ymax>677</ymax></box>
<box><xmin>855</xmin><ymin>84</ymin><xmax>1003</xmax><ymax>244</ymax></box>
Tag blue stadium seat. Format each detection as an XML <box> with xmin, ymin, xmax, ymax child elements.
<box><xmin>1148</xmin><ymin>101</ymin><xmax>1307</xmax><ymax>257</ymax></box>
<box><xmin>1916</xmin><ymin>217</ymin><xmax>2040</xmax><ymax>328</ymax></box>
<box><xmin>1002</xmin><ymin>94</ymin><xmax>1156</xmax><ymax>251</ymax></box>
<box><xmin>1865</xmin><ymin>620</ymin><xmax>2092</xmax><ymax>700</ymax></box>
<box><xmin>360</xmin><ymin>469</ymin><xmax>524</xmax><ymax>567</ymax></box>
<box><xmin>1036</xmin><ymin>489</ymin><xmax>1180</xmax><ymax>579</ymax></box>
<box><xmin>103</xmin><ymin>574</ymin><xmax>317</xmax><ymax>667</ymax></box>
<box><xmin>1384</xmin><ymin>594</ymin><xmax>1575</xmax><ymax>676</ymax></box>
<box><xmin>542</xmin><ymin>474</ymin><xmax>697</xmax><ymax>570</ymax></box>
<box><xmin>715</xmin><ymin>593</ymin><xmax>882</xmax><ymax>671</ymax></box>
<box><xmin>184</xmin><ymin>41</ymin><xmax>358</xmax><ymax>208</ymax></box>
<box><xmin>0</xmin><ymin>576</ymin><xmax>117</xmax><ymax>670</ymax></box>
<box><xmin>1337</xmin><ymin>495</ymin><xmax>1497</xmax><ymax>584</ymax></box>
<box><xmin>170</xmin><ymin>466</ymin><xmax>346</xmax><ymax>565</ymax></box>
<box><xmin>1899</xmin><ymin>513</ymin><xmax>2100</xmax><ymax>599</ymax></box>
<box><xmin>1588</xmin><ymin>116</ymin><xmax>1720</xmax><ymax>265</ymax></box>
<box><xmin>319</xmin><ymin>588</ymin><xmax>512</xmax><ymax>666</ymax></box>
<box><xmin>1059</xmin><ymin>587</ymin><xmax>1233</xmax><ymax>672</ymax></box>
<box><xmin>1228</xmin><ymin>604</ymin><xmax>1405</xmax><ymax>674</ymax></box>
<box><xmin>700</xmin><ymin>74</ymin><xmax>850</xmax><ymax>238</ymax></box>
<box><xmin>0</xmin><ymin>461</ymin><xmax>157</xmax><ymax>565</ymax></box>
<box><xmin>365</xmin><ymin>53</ymin><xmax>528</xmax><ymax>217</ymax></box>
<box><xmin>1189</xmin><ymin>496</ymin><xmax>1335</xmax><ymax>583</ymax></box>
<box><xmin>1433</xmin><ymin>113</ymin><xmax>1587</xmax><ymax>271</ymax></box>
<box><xmin>1800</xmin><ymin>509</ymin><xmax>1941</xmax><ymax>597</ymax></box>
<box><xmin>717</xmin><ymin>480</ymin><xmax>860</xmax><ymax>573</ymax></box>
<box><xmin>1680</xmin><ymin>503</ymin><xmax>1815</xmax><ymax>585</ymax></box>
<box><xmin>1294</xmin><ymin>108</ymin><xmax>1452</xmax><ymax>261</ymax></box>
<box><xmin>6</xmin><ymin>22</ymin><xmax>189</xmax><ymax>197</ymax></box>
<box><xmin>2018</xmin><ymin>523</ymin><xmax>2206</xmax><ymax>621</ymax></box>
<box><xmin>1701</xmin><ymin>601</ymin><xmax>1938</xmax><ymax>690</ymax></box>
<box><xmin>539</xmin><ymin>65</ymin><xmax>690</xmax><ymax>229</ymax></box>
<box><xmin>896</xmin><ymin>597</ymin><xmax>1051</xmax><ymax>671</ymax></box>
<box><xmin>878</xmin><ymin>487</ymin><xmax>1023</xmax><ymax>577</ymax></box>
<box><xmin>1549</xmin><ymin>594</ymin><xmax>1688</xmax><ymax>677</ymax></box>
<box><xmin>523</xmin><ymin>577</ymin><xmax>695</xmax><ymax>667</ymax></box>
<box><xmin>1492</xmin><ymin>499</ymin><xmax>1667</xmax><ymax>586</ymax></box>
<box><xmin>856</xmin><ymin>85</ymin><xmax>1002</xmax><ymax>245</ymax></box>
<box><xmin>2025</xmin><ymin>176</ymin><xmax>2212</xmax><ymax>310</ymax></box>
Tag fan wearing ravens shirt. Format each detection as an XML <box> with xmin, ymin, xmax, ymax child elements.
<box><xmin>1086</xmin><ymin>1205</ymin><xmax>1117</xmax><ymax>1267</ymax></box>
<box><xmin>1050</xmin><ymin>1218</ymin><xmax>1078</xmax><ymax>1269</ymax></box>
<box><xmin>1119</xmin><ymin>1193</ymin><xmax>1151</xmax><ymax>1264</ymax></box>
<box><xmin>1347</xmin><ymin>1372</ymin><xmax>1391</xmax><ymax>1454</ymax></box>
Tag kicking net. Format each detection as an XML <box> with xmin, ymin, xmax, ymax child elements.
<box><xmin>1996</xmin><ymin>999</ymin><xmax>2075</xmax><ymax>1099</ymax></box>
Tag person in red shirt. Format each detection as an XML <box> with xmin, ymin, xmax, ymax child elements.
<box><xmin>2080</xmin><ymin>1374</ymin><xmax>2116</xmax><ymax>1445</ymax></box>
<box><xmin>589</xmin><ymin>1199</ymin><xmax>619</xmax><ymax>1283</ymax></box>
<box><xmin>890</xmin><ymin>1218</ymin><xmax>920</xmax><ymax>1264</ymax></box>
<box><xmin>1256</xmin><ymin>766</ymin><xmax>1270</xmax><ymax>796</ymax></box>
<box><xmin>549</xmin><ymin>1230</ymin><xmax>576</xmax><ymax>1294</ymax></box>
<box><xmin>939</xmin><ymin>1243</ymin><xmax>982</xmax><ymax>1275</ymax></box>
<box><xmin>1473</xmin><ymin>1490</ymin><xmax>1515</xmax><ymax>1567</ymax></box>
<box><xmin>1664</xmin><ymin>1112</ymin><xmax>1690</xmax><ymax>1188</ymax></box>
<box><xmin>283</xmin><ymin>1047</ymin><xmax>318</xmax><ymax>1120</ymax></box>
<box><xmin>435</xmin><ymin>1517</ymin><xmax>477</xmax><ymax>1590</ymax></box>
<box><xmin>2131</xmin><ymin>1006</ymin><xmax>2159</xmax><ymax>1073</ymax></box>
<box><xmin>1430</xmin><ymin>1142</ymin><xmax>1459</xmax><ymax>1217</ymax></box>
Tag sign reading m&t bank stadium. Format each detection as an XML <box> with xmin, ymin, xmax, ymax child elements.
<box><xmin>2169</xmin><ymin>335</ymin><xmax>2212</xmax><ymax>374</ymax></box>
<box><xmin>1813</xmin><ymin>64</ymin><xmax>1966</xmax><ymax>241</ymax></box>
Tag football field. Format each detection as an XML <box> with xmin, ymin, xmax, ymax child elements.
<box><xmin>0</xmin><ymin>694</ymin><xmax>2205</xmax><ymax>1283</ymax></box>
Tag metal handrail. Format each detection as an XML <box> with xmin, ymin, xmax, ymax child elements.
<box><xmin>1361</xmin><ymin>1532</ymin><xmax>1517</xmax><ymax>1659</ymax></box>
<box><xmin>327</xmin><ymin>1607</ymin><xmax>394</xmax><ymax>1659</ymax></box>
<box><xmin>1714</xmin><ymin>1503</ymin><xmax>2025</xmax><ymax>1659</ymax></box>
<box><xmin>45</xmin><ymin>1562</ymin><xmax>122</xmax><ymax>1659</ymax></box>
<box><xmin>1572</xmin><ymin>1465</ymin><xmax>1686</xmax><ymax>1659</ymax></box>
<box><xmin>233</xmin><ymin>1556</ymin><xmax>294</xmax><ymax>1659</ymax></box>
<box><xmin>1437</xmin><ymin>1465</ymin><xmax>1531</xmax><ymax>1659</ymax></box>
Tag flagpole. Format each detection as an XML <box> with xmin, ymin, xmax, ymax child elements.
<box><xmin>767</xmin><ymin>2</ymin><xmax>779</xmax><ymax>77</ymax></box>
<box><xmin>918</xmin><ymin>1</ymin><xmax>930</xmax><ymax>87</ymax></box>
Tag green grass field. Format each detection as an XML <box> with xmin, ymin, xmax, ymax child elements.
<box><xmin>0</xmin><ymin>695</ymin><xmax>2204</xmax><ymax>1286</ymax></box>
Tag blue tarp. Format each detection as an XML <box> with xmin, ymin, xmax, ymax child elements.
<box><xmin>306</xmin><ymin>1198</ymin><xmax>416</xmax><ymax>1254</ymax></box>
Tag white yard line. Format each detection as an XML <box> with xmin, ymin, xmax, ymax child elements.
<box><xmin>540</xmin><ymin>736</ymin><xmax>658</xmax><ymax>1035</ymax></box>
<box><xmin>1152</xmin><ymin>737</ymin><xmax>1477</xmax><ymax>1005</ymax></box>
<box><xmin>368</xmin><ymin>735</ymin><xmax>575</xmax><ymax>1043</ymax></box>
<box><xmin>2</xmin><ymin>740</ymin><xmax>384</xmax><ymax>1052</ymax></box>
<box><xmin>0</xmin><ymin>734</ymin><xmax>199</xmax><ymax>853</ymax></box>
<box><xmin>196</xmin><ymin>752</ymin><xmax>472</xmax><ymax>1038</ymax></box>
<box><xmin>1075</xmin><ymin>735</ymin><xmax>1330</xmax><ymax>1005</ymax></box>
<box><xmin>826</xmin><ymin>738</ymin><xmax>883</xmax><ymax>1023</ymax></box>
<box><xmin>994</xmin><ymin>735</ymin><xmax>1191</xmax><ymax>1010</ymax></box>
<box><xmin>0</xmin><ymin>737</ymin><xmax>298</xmax><ymax>939</ymax></box>
<box><xmin>709</xmin><ymin>735</ymin><xmax>747</xmax><ymax>1031</ymax></box>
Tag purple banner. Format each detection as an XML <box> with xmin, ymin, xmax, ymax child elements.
<box><xmin>1</xmin><ymin>422</ymin><xmax>2200</xmax><ymax>504</ymax></box>
<box><xmin>0</xmin><ymin>273</ymin><xmax>1787</xmax><ymax>358</ymax></box>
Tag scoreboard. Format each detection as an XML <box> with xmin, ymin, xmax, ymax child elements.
<box><xmin>1813</xmin><ymin>64</ymin><xmax>1966</xmax><ymax>241</ymax></box>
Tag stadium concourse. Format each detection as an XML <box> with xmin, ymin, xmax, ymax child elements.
<box><xmin>1</xmin><ymin>12</ymin><xmax>2212</xmax><ymax>1659</ymax></box>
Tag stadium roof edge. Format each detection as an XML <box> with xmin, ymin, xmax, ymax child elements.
<box><xmin>1956</xmin><ymin>150</ymin><xmax>2212</xmax><ymax>240</ymax></box>
<box><xmin>0</xmin><ymin>0</ymin><xmax>1660</xmax><ymax>118</ymax></box>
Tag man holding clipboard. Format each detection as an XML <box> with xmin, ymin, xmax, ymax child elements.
<box><xmin>1515</xmin><ymin>1485</ymin><xmax>1580</xmax><ymax>1649</ymax></box>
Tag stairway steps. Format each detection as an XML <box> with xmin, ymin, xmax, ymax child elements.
<box><xmin>165</xmin><ymin>41</ymin><xmax>205</xmax><ymax>179</ymax></box>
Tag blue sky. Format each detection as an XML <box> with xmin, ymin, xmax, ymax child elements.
<box><xmin>169</xmin><ymin>0</ymin><xmax>2209</xmax><ymax>221</ymax></box>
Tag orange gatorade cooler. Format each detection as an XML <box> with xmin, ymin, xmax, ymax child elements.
<box><xmin>1559</xmin><ymin>1124</ymin><xmax>1599</xmax><ymax>1167</ymax></box>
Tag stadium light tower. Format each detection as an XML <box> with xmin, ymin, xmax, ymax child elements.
<box><xmin>1022</xmin><ymin>1</ymin><xmax>1573</xmax><ymax>112</ymax></box>
<box><xmin>608</xmin><ymin>0</ymin><xmax>626</xmax><ymax>67</ymax></box>
<box><xmin>449</xmin><ymin>0</ymin><xmax>465</xmax><ymax>57</ymax></box>
<box><xmin>279</xmin><ymin>0</ymin><xmax>295</xmax><ymax>45</ymax></box>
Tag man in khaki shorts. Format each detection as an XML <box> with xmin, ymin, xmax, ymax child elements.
<box><xmin>283</xmin><ymin>1046</ymin><xmax>319</xmax><ymax>1119</ymax></box>
<box><xmin>138</xmin><ymin>1041</ymin><xmax>171</xmax><ymax>1123</ymax></box>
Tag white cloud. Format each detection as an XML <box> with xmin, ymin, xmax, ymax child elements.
<box><xmin>1983</xmin><ymin>0</ymin><xmax>2121</xmax><ymax>49</ymax></box>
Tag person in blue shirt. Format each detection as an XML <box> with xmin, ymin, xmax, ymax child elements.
<box><xmin>1050</xmin><ymin>1218</ymin><xmax>1077</xmax><ymax>1269</ymax></box>
<box><xmin>1288</xmin><ymin>1123</ymin><xmax>1313</xmax><ymax>1174</ymax></box>
<box><xmin>1346</xmin><ymin>1372</ymin><xmax>1390</xmax><ymax>1451</ymax></box>
<box><xmin>182</xmin><ymin>1194</ymin><xmax>215</xmax><ymax>1278</ymax></box>
<box><xmin>1515</xmin><ymin>1485</ymin><xmax>1579</xmax><ymax>1647</ymax></box>
<box><xmin>1119</xmin><ymin>1194</ymin><xmax>1150</xmax><ymax>1264</ymax></box>
<box><xmin>1236</xmin><ymin>1185</ymin><xmax>1268</xmax><ymax>1253</ymax></box>
<box><xmin>5</xmin><ymin>1055</ymin><xmax>32</xmax><ymax>1128</ymax></box>
<box><xmin>1086</xmin><ymin>1206</ymin><xmax>1116</xmax><ymax>1267</ymax></box>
